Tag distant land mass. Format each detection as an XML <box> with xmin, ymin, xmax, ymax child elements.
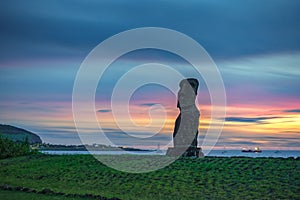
<box><xmin>0</xmin><ymin>124</ymin><xmax>149</xmax><ymax>151</ymax></box>
<box><xmin>40</xmin><ymin>143</ymin><xmax>151</xmax><ymax>152</ymax></box>
<box><xmin>0</xmin><ymin>124</ymin><xmax>42</xmax><ymax>144</ymax></box>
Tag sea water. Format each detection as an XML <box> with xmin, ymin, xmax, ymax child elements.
<box><xmin>40</xmin><ymin>150</ymin><xmax>300</xmax><ymax>158</ymax></box>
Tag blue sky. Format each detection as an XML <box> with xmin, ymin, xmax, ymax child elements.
<box><xmin>1</xmin><ymin>0</ymin><xmax>300</xmax><ymax>62</ymax></box>
<box><xmin>0</xmin><ymin>0</ymin><xmax>299</xmax><ymax>149</ymax></box>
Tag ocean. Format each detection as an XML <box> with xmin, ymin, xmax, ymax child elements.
<box><xmin>40</xmin><ymin>150</ymin><xmax>300</xmax><ymax>158</ymax></box>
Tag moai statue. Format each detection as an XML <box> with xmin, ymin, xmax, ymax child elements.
<box><xmin>167</xmin><ymin>78</ymin><xmax>204</xmax><ymax>158</ymax></box>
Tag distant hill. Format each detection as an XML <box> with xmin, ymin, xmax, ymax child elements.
<box><xmin>0</xmin><ymin>124</ymin><xmax>42</xmax><ymax>144</ymax></box>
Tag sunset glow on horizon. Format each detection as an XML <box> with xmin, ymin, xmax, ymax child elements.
<box><xmin>1</xmin><ymin>1</ymin><xmax>299</xmax><ymax>150</ymax></box>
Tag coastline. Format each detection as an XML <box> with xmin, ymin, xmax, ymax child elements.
<box><xmin>39</xmin><ymin>149</ymin><xmax>300</xmax><ymax>158</ymax></box>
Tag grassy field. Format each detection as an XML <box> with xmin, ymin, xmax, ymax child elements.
<box><xmin>0</xmin><ymin>154</ymin><xmax>299</xmax><ymax>200</ymax></box>
<box><xmin>0</xmin><ymin>188</ymin><xmax>91</xmax><ymax>200</ymax></box>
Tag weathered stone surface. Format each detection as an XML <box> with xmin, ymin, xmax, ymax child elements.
<box><xmin>167</xmin><ymin>78</ymin><xmax>204</xmax><ymax>158</ymax></box>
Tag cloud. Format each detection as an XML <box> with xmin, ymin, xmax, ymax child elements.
<box><xmin>100</xmin><ymin>131</ymin><xmax>171</xmax><ymax>148</ymax></box>
<box><xmin>97</xmin><ymin>109</ymin><xmax>112</xmax><ymax>113</ymax></box>
<box><xmin>139</xmin><ymin>103</ymin><xmax>158</xmax><ymax>107</ymax></box>
<box><xmin>283</xmin><ymin>109</ymin><xmax>300</xmax><ymax>113</ymax></box>
<box><xmin>219</xmin><ymin>53</ymin><xmax>300</xmax><ymax>105</ymax></box>
<box><xmin>1</xmin><ymin>1</ymin><xmax>299</xmax><ymax>149</ymax></box>
<box><xmin>215</xmin><ymin>134</ymin><xmax>300</xmax><ymax>148</ymax></box>
<box><xmin>1</xmin><ymin>1</ymin><xmax>300</xmax><ymax>62</ymax></box>
<box><xmin>225</xmin><ymin>116</ymin><xmax>278</xmax><ymax>123</ymax></box>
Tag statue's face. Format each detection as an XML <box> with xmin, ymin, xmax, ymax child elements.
<box><xmin>181</xmin><ymin>82</ymin><xmax>189</xmax><ymax>91</ymax></box>
<box><xmin>179</xmin><ymin>79</ymin><xmax>198</xmax><ymax>96</ymax></box>
<box><xmin>180</xmin><ymin>81</ymin><xmax>194</xmax><ymax>94</ymax></box>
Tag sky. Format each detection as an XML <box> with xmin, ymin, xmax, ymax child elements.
<box><xmin>0</xmin><ymin>0</ymin><xmax>299</xmax><ymax>150</ymax></box>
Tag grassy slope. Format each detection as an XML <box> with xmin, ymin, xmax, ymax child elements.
<box><xmin>0</xmin><ymin>154</ymin><xmax>299</xmax><ymax>200</ymax></box>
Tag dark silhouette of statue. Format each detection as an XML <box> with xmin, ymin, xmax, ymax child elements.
<box><xmin>167</xmin><ymin>78</ymin><xmax>204</xmax><ymax>157</ymax></box>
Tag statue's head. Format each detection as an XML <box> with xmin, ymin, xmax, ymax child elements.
<box><xmin>179</xmin><ymin>78</ymin><xmax>199</xmax><ymax>95</ymax></box>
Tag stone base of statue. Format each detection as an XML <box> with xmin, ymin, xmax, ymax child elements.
<box><xmin>166</xmin><ymin>147</ymin><xmax>204</xmax><ymax>158</ymax></box>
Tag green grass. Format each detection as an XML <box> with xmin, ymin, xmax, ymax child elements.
<box><xmin>0</xmin><ymin>154</ymin><xmax>299</xmax><ymax>199</ymax></box>
<box><xmin>0</xmin><ymin>134</ymin><xmax>37</xmax><ymax>159</ymax></box>
<box><xmin>0</xmin><ymin>188</ymin><xmax>90</xmax><ymax>200</ymax></box>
